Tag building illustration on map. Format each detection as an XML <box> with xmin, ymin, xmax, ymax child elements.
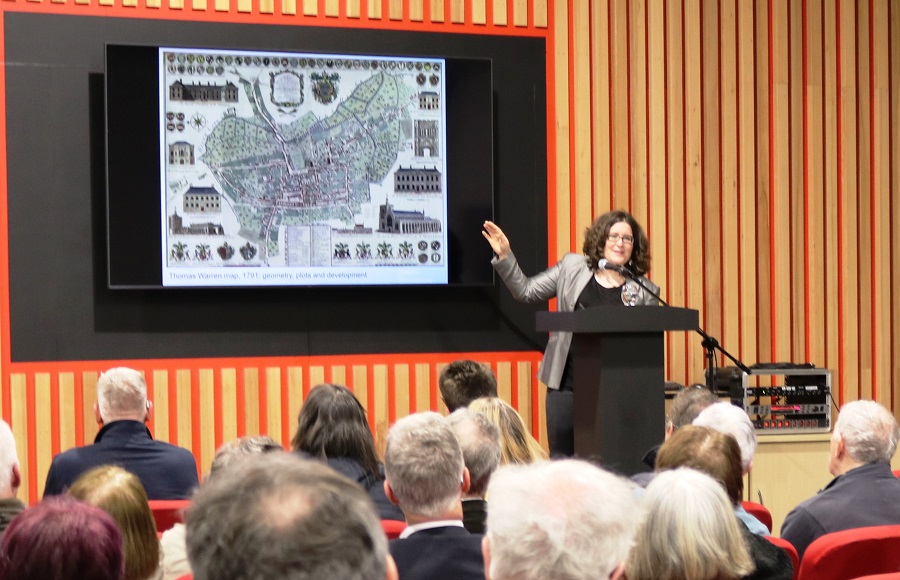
<box><xmin>160</xmin><ymin>48</ymin><xmax>448</xmax><ymax>286</ymax></box>
<box><xmin>182</xmin><ymin>185</ymin><xmax>222</xmax><ymax>214</ymax></box>
<box><xmin>169</xmin><ymin>80</ymin><xmax>240</xmax><ymax>102</ymax></box>
<box><xmin>168</xmin><ymin>141</ymin><xmax>195</xmax><ymax>165</ymax></box>
<box><xmin>377</xmin><ymin>200</ymin><xmax>441</xmax><ymax>234</ymax></box>
<box><xmin>394</xmin><ymin>167</ymin><xmax>441</xmax><ymax>194</ymax></box>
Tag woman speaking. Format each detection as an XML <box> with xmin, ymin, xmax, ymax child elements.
<box><xmin>482</xmin><ymin>209</ymin><xmax>660</xmax><ymax>457</ymax></box>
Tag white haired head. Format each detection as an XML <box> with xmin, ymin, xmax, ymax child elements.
<box><xmin>384</xmin><ymin>412</ymin><xmax>465</xmax><ymax>518</ymax></box>
<box><xmin>693</xmin><ymin>402</ymin><xmax>757</xmax><ymax>472</ymax></box>
<box><xmin>0</xmin><ymin>420</ymin><xmax>19</xmax><ymax>496</ymax></box>
<box><xmin>96</xmin><ymin>367</ymin><xmax>149</xmax><ymax>423</ymax></box>
<box><xmin>484</xmin><ymin>460</ymin><xmax>638</xmax><ymax>580</ymax></box>
<box><xmin>834</xmin><ymin>400</ymin><xmax>900</xmax><ymax>465</ymax></box>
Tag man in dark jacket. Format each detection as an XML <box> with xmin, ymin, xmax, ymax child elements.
<box><xmin>43</xmin><ymin>367</ymin><xmax>199</xmax><ymax>499</ymax></box>
<box><xmin>385</xmin><ymin>412</ymin><xmax>484</xmax><ymax>580</ymax></box>
<box><xmin>781</xmin><ymin>400</ymin><xmax>900</xmax><ymax>559</ymax></box>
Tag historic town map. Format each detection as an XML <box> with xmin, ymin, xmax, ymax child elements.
<box><xmin>160</xmin><ymin>47</ymin><xmax>448</xmax><ymax>286</ymax></box>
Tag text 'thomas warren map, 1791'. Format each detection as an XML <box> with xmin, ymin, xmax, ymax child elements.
<box><xmin>160</xmin><ymin>47</ymin><xmax>448</xmax><ymax>287</ymax></box>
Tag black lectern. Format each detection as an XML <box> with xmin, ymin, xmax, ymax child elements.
<box><xmin>537</xmin><ymin>306</ymin><xmax>698</xmax><ymax>475</ymax></box>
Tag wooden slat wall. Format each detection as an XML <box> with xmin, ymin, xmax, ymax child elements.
<box><xmin>2</xmin><ymin>0</ymin><xmax>900</xmax><ymax>503</ymax></box>
<box><xmin>6</xmin><ymin>353</ymin><xmax>542</xmax><ymax>504</ymax></box>
<box><xmin>558</xmin><ymin>0</ymin><xmax>900</xmax><ymax>414</ymax></box>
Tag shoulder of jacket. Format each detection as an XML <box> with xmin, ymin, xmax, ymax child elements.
<box><xmin>560</xmin><ymin>253</ymin><xmax>588</xmax><ymax>266</ymax></box>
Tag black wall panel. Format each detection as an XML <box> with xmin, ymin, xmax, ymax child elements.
<box><xmin>4</xmin><ymin>13</ymin><xmax>548</xmax><ymax>361</ymax></box>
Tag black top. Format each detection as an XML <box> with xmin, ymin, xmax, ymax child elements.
<box><xmin>742</xmin><ymin>522</ymin><xmax>794</xmax><ymax>580</ymax></box>
<box><xmin>577</xmin><ymin>276</ymin><xmax>629</xmax><ymax>308</ymax></box>
<box><xmin>320</xmin><ymin>456</ymin><xmax>406</xmax><ymax>522</ymax></box>
<box><xmin>462</xmin><ymin>498</ymin><xmax>487</xmax><ymax>534</ymax></box>
<box><xmin>560</xmin><ymin>277</ymin><xmax>627</xmax><ymax>390</ymax></box>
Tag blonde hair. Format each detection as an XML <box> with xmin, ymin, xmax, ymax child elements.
<box><xmin>68</xmin><ymin>465</ymin><xmax>160</xmax><ymax>580</ymax></box>
<box><xmin>626</xmin><ymin>468</ymin><xmax>754</xmax><ymax>580</ymax></box>
<box><xmin>469</xmin><ymin>397</ymin><xmax>547</xmax><ymax>464</ymax></box>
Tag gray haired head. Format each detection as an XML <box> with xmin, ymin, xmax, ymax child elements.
<box><xmin>384</xmin><ymin>412</ymin><xmax>465</xmax><ymax>518</ymax></box>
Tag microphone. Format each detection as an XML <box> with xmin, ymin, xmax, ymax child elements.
<box><xmin>598</xmin><ymin>258</ymin><xmax>628</xmax><ymax>276</ymax></box>
<box><xmin>601</xmin><ymin>257</ymin><xmax>752</xmax><ymax>390</ymax></box>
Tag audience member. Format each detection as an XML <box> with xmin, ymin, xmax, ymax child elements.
<box><xmin>186</xmin><ymin>453</ymin><xmax>397</xmax><ymax>580</ymax></box>
<box><xmin>439</xmin><ymin>360</ymin><xmax>498</xmax><ymax>412</ymax></box>
<box><xmin>655</xmin><ymin>426</ymin><xmax>792</xmax><ymax>579</ymax></box>
<box><xmin>68</xmin><ymin>465</ymin><xmax>162</xmax><ymax>580</ymax></box>
<box><xmin>692</xmin><ymin>401</ymin><xmax>766</xmax><ymax>534</ymax></box>
<box><xmin>469</xmin><ymin>397</ymin><xmax>547</xmax><ymax>464</ymax></box>
<box><xmin>290</xmin><ymin>383</ymin><xmax>404</xmax><ymax>521</ymax></box>
<box><xmin>0</xmin><ymin>495</ymin><xmax>125</xmax><ymax>580</ymax></box>
<box><xmin>483</xmin><ymin>459</ymin><xmax>637</xmax><ymax>580</ymax></box>
<box><xmin>627</xmin><ymin>468</ymin><xmax>754</xmax><ymax>580</ymax></box>
<box><xmin>636</xmin><ymin>384</ymin><xmax>718</xmax><ymax>482</ymax></box>
<box><xmin>160</xmin><ymin>435</ymin><xmax>282</xmax><ymax>580</ymax></box>
<box><xmin>0</xmin><ymin>420</ymin><xmax>24</xmax><ymax>534</ymax></box>
<box><xmin>781</xmin><ymin>399</ymin><xmax>900</xmax><ymax>559</ymax></box>
<box><xmin>384</xmin><ymin>412</ymin><xmax>483</xmax><ymax>580</ymax></box>
<box><xmin>43</xmin><ymin>367</ymin><xmax>199</xmax><ymax>499</ymax></box>
<box><xmin>446</xmin><ymin>408</ymin><xmax>502</xmax><ymax>533</ymax></box>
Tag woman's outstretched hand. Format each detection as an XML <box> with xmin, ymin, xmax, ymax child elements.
<box><xmin>482</xmin><ymin>221</ymin><xmax>511</xmax><ymax>260</ymax></box>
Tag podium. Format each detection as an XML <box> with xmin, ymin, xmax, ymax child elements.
<box><xmin>537</xmin><ymin>306</ymin><xmax>698</xmax><ymax>475</ymax></box>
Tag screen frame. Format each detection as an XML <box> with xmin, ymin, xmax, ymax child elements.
<box><xmin>106</xmin><ymin>43</ymin><xmax>495</xmax><ymax>289</ymax></box>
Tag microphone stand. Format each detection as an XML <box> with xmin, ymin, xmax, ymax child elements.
<box><xmin>602</xmin><ymin>262</ymin><xmax>752</xmax><ymax>393</ymax></box>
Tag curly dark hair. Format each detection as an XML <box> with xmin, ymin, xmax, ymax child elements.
<box><xmin>582</xmin><ymin>209</ymin><xmax>651</xmax><ymax>275</ymax></box>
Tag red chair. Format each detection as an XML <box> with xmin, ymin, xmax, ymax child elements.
<box><xmin>175</xmin><ymin>574</ymin><xmax>193</xmax><ymax>580</ymax></box>
<box><xmin>766</xmin><ymin>536</ymin><xmax>799</xmax><ymax>580</ymax></box>
<box><xmin>742</xmin><ymin>500</ymin><xmax>773</xmax><ymax>533</ymax></box>
<box><xmin>380</xmin><ymin>519</ymin><xmax>407</xmax><ymax>540</ymax></box>
<box><xmin>148</xmin><ymin>499</ymin><xmax>191</xmax><ymax>533</ymax></box>
<box><xmin>797</xmin><ymin>525</ymin><xmax>900</xmax><ymax>580</ymax></box>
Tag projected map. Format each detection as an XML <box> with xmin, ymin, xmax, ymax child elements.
<box><xmin>160</xmin><ymin>48</ymin><xmax>448</xmax><ymax>286</ymax></box>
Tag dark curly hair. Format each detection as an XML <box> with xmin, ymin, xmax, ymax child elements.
<box><xmin>582</xmin><ymin>209</ymin><xmax>651</xmax><ymax>275</ymax></box>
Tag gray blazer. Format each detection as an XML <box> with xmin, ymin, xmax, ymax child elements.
<box><xmin>493</xmin><ymin>251</ymin><xmax>661</xmax><ymax>391</ymax></box>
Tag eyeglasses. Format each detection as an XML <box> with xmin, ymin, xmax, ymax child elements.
<box><xmin>607</xmin><ymin>233</ymin><xmax>634</xmax><ymax>245</ymax></box>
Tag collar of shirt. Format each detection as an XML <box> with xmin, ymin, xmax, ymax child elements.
<box><xmin>398</xmin><ymin>520</ymin><xmax>464</xmax><ymax>539</ymax></box>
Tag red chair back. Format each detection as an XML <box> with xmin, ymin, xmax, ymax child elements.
<box><xmin>380</xmin><ymin>519</ymin><xmax>407</xmax><ymax>540</ymax></box>
<box><xmin>797</xmin><ymin>525</ymin><xmax>900</xmax><ymax>580</ymax></box>
<box><xmin>766</xmin><ymin>536</ymin><xmax>799</xmax><ymax>580</ymax></box>
<box><xmin>148</xmin><ymin>499</ymin><xmax>191</xmax><ymax>533</ymax></box>
<box><xmin>742</xmin><ymin>500</ymin><xmax>773</xmax><ymax>533</ymax></box>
